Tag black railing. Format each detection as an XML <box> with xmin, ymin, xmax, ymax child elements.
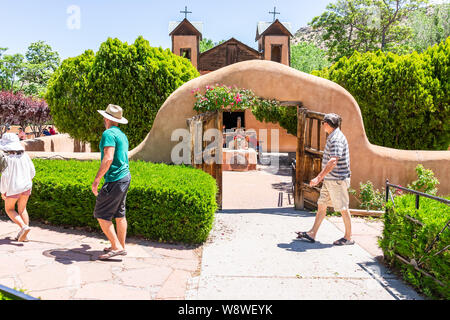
<box><xmin>385</xmin><ymin>180</ymin><xmax>450</xmax><ymax>210</ymax></box>
<box><xmin>384</xmin><ymin>180</ymin><xmax>449</xmax><ymax>287</ymax></box>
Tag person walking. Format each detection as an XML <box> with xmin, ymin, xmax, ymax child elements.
<box><xmin>295</xmin><ymin>113</ymin><xmax>354</xmax><ymax>245</ymax></box>
<box><xmin>92</xmin><ymin>104</ymin><xmax>131</xmax><ymax>260</ymax></box>
<box><xmin>0</xmin><ymin>133</ymin><xmax>35</xmax><ymax>242</ymax></box>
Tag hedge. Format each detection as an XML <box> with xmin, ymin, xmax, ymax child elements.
<box><xmin>312</xmin><ymin>38</ymin><xmax>450</xmax><ymax>150</ymax></box>
<box><xmin>380</xmin><ymin>194</ymin><xmax>450</xmax><ymax>299</ymax></box>
<box><xmin>27</xmin><ymin>160</ymin><xmax>217</xmax><ymax>244</ymax></box>
<box><xmin>45</xmin><ymin>36</ymin><xmax>200</xmax><ymax>151</ymax></box>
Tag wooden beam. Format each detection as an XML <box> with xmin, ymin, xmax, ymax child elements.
<box><xmin>295</xmin><ymin>107</ymin><xmax>307</xmax><ymax>210</ymax></box>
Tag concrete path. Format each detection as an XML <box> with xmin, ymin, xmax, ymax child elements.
<box><xmin>0</xmin><ymin>160</ymin><xmax>423</xmax><ymax>300</ymax></box>
<box><xmin>186</xmin><ymin>164</ymin><xmax>423</xmax><ymax>300</ymax></box>
<box><xmin>0</xmin><ymin>219</ymin><xmax>200</xmax><ymax>300</ymax></box>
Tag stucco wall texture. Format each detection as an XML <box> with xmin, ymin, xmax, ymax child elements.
<box><xmin>26</xmin><ymin>60</ymin><xmax>449</xmax><ymax>203</ymax></box>
<box><xmin>129</xmin><ymin>60</ymin><xmax>450</xmax><ymax>198</ymax></box>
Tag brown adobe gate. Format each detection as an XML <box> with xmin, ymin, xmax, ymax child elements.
<box><xmin>187</xmin><ymin>104</ymin><xmax>336</xmax><ymax>211</ymax></box>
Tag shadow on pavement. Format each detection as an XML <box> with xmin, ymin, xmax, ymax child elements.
<box><xmin>277</xmin><ymin>240</ymin><xmax>334</xmax><ymax>252</ymax></box>
<box><xmin>42</xmin><ymin>244</ymin><xmax>115</xmax><ymax>264</ymax></box>
<box><xmin>0</xmin><ymin>237</ymin><xmax>25</xmax><ymax>247</ymax></box>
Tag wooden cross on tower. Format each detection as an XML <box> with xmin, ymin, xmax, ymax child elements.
<box><xmin>180</xmin><ymin>6</ymin><xmax>192</xmax><ymax>19</ymax></box>
<box><xmin>269</xmin><ymin>6</ymin><xmax>280</xmax><ymax>21</ymax></box>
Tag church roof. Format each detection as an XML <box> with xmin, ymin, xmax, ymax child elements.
<box><xmin>168</xmin><ymin>19</ymin><xmax>203</xmax><ymax>35</ymax></box>
<box><xmin>200</xmin><ymin>37</ymin><xmax>260</xmax><ymax>56</ymax></box>
<box><xmin>256</xmin><ymin>20</ymin><xmax>293</xmax><ymax>40</ymax></box>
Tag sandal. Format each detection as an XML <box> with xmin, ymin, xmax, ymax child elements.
<box><xmin>294</xmin><ymin>231</ymin><xmax>315</xmax><ymax>243</ymax></box>
<box><xmin>333</xmin><ymin>237</ymin><xmax>355</xmax><ymax>246</ymax></box>
<box><xmin>104</xmin><ymin>247</ymin><xmax>126</xmax><ymax>252</ymax></box>
<box><xmin>98</xmin><ymin>249</ymin><xmax>127</xmax><ymax>260</ymax></box>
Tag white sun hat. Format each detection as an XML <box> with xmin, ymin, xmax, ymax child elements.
<box><xmin>97</xmin><ymin>104</ymin><xmax>128</xmax><ymax>124</ymax></box>
<box><xmin>0</xmin><ymin>132</ymin><xmax>25</xmax><ymax>151</ymax></box>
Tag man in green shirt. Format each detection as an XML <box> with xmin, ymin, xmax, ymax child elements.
<box><xmin>92</xmin><ymin>104</ymin><xmax>131</xmax><ymax>260</ymax></box>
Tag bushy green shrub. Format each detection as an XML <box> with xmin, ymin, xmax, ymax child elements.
<box><xmin>349</xmin><ymin>181</ymin><xmax>385</xmax><ymax>211</ymax></box>
<box><xmin>313</xmin><ymin>37</ymin><xmax>450</xmax><ymax>150</ymax></box>
<box><xmin>45</xmin><ymin>36</ymin><xmax>199</xmax><ymax>150</ymax></box>
<box><xmin>27</xmin><ymin>159</ymin><xmax>217</xmax><ymax>244</ymax></box>
<box><xmin>408</xmin><ymin>164</ymin><xmax>440</xmax><ymax>195</ymax></box>
<box><xmin>380</xmin><ymin>194</ymin><xmax>450</xmax><ymax>299</ymax></box>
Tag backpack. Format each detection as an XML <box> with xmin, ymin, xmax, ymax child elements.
<box><xmin>0</xmin><ymin>150</ymin><xmax>7</xmax><ymax>173</ymax></box>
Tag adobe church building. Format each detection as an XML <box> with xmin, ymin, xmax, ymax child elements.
<box><xmin>168</xmin><ymin>17</ymin><xmax>297</xmax><ymax>152</ymax></box>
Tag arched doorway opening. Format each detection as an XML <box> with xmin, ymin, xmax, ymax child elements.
<box><xmin>187</xmin><ymin>103</ymin><xmax>334</xmax><ymax>211</ymax></box>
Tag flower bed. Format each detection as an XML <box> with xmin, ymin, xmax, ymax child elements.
<box><xmin>27</xmin><ymin>159</ymin><xmax>218</xmax><ymax>244</ymax></box>
<box><xmin>380</xmin><ymin>194</ymin><xmax>450</xmax><ymax>299</ymax></box>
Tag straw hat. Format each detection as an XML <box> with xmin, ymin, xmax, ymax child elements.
<box><xmin>0</xmin><ymin>133</ymin><xmax>24</xmax><ymax>152</ymax></box>
<box><xmin>97</xmin><ymin>104</ymin><xmax>128</xmax><ymax>124</ymax></box>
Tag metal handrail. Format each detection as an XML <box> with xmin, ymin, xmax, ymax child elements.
<box><xmin>384</xmin><ymin>179</ymin><xmax>450</xmax><ymax>285</ymax></box>
<box><xmin>385</xmin><ymin>180</ymin><xmax>450</xmax><ymax>208</ymax></box>
<box><xmin>0</xmin><ymin>285</ymin><xmax>39</xmax><ymax>300</ymax></box>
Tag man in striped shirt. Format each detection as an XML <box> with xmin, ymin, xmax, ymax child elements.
<box><xmin>295</xmin><ymin>113</ymin><xmax>354</xmax><ymax>246</ymax></box>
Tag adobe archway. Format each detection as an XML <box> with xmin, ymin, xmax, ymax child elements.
<box><xmin>27</xmin><ymin>60</ymin><xmax>450</xmax><ymax>206</ymax></box>
<box><xmin>128</xmin><ymin>60</ymin><xmax>450</xmax><ymax>204</ymax></box>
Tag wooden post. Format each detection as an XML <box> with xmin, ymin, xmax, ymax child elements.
<box><xmin>216</xmin><ymin>111</ymin><xmax>223</xmax><ymax>209</ymax></box>
<box><xmin>295</xmin><ymin>107</ymin><xmax>307</xmax><ymax>210</ymax></box>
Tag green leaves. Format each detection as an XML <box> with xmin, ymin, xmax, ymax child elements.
<box><xmin>313</xmin><ymin>37</ymin><xmax>450</xmax><ymax>150</ymax></box>
<box><xmin>381</xmin><ymin>193</ymin><xmax>450</xmax><ymax>299</ymax></box>
<box><xmin>45</xmin><ymin>36</ymin><xmax>200</xmax><ymax>150</ymax></box>
<box><xmin>290</xmin><ymin>42</ymin><xmax>331</xmax><ymax>73</ymax></box>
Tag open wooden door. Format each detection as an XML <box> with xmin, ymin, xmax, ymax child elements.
<box><xmin>187</xmin><ymin>111</ymin><xmax>223</xmax><ymax>209</ymax></box>
<box><xmin>294</xmin><ymin>107</ymin><xmax>341</xmax><ymax>210</ymax></box>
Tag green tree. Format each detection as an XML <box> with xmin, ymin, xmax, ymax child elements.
<box><xmin>0</xmin><ymin>51</ymin><xmax>24</xmax><ymax>91</ymax></box>
<box><xmin>46</xmin><ymin>36</ymin><xmax>200</xmax><ymax>150</ymax></box>
<box><xmin>312</xmin><ymin>37</ymin><xmax>450</xmax><ymax>150</ymax></box>
<box><xmin>20</xmin><ymin>41</ymin><xmax>60</xmax><ymax>97</ymax></box>
<box><xmin>199</xmin><ymin>38</ymin><xmax>226</xmax><ymax>53</ymax></box>
<box><xmin>0</xmin><ymin>41</ymin><xmax>60</xmax><ymax>97</ymax></box>
<box><xmin>310</xmin><ymin>0</ymin><xmax>427</xmax><ymax>62</ymax></box>
<box><xmin>290</xmin><ymin>42</ymin><xmax>331</xmax><ymax>73</ymax></box>
<box><xmin>407</xmin><ymin>2</ymin><xmax>450</xmax><ymax>52</ymax></box>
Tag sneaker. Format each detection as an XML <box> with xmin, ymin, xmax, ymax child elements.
<box><xmin>17</xmin><ymin>226</ymin><xmax>31</xmax><ymax>242</ymax></box>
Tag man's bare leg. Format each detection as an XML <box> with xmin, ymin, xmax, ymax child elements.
<box><xmin>115</xmin><ymin>217</ymin><xmax>127</xmax><ymax>250</ymax></box>
<box><xmin>340</xmin><ymin>209</ymin><xmax>352</xmax><ymax>240</ymax></box>
<box><xmin>306</xmin><ymin>203</ymin><xmax>328</xmax><ymax>239</ymax></box>
<box><xmin>97</xmin><ymin>219</ymin><xmax>123</xmax><ymax>251</ymax></box>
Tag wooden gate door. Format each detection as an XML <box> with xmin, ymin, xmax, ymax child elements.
<box><xmin>187</xmin><ymin>111</ymin><xmax>223</xmax><ymax>209</ymax></box>
<box><xmin>295</xmin><ymin>108</ymin><xmax>340</xmax><ymax>210</ymax></box>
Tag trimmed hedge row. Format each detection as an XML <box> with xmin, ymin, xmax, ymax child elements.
<box><xmin>380</xmin><ymin>194</ymin><xmax>450</xmax><ymax>299</ymax></box>
<box><xmin>27</xmin><ymin>160</ymin><xmax>218</xmax><ymax>244</ymax></box>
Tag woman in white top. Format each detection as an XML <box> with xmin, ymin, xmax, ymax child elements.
<box><xmin>0</xmin><ymin>133</ymin><xmax>35</xmax><ymax>242</ymax></box>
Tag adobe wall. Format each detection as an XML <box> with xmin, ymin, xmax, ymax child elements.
<box><xmin>129</xmin><ymin>60</ymin><xmax>450</xmax><ymax>200</ymax></box>
<box><xmin>244</xmin><ymin>109</ymin><xmax>297</xmax><ymax>153</ymax></box>
<box><xmin>21</xmin><ymin>134</ymin><xmax>91</xmax><ymax>153</ymax></box>
<box><xmin>263</xmin><ymin>35</ymin><xmax>289</xmax><ymax>65</ymax></box>
<box><xmin>173</xmin><ymin>35</ymin><xmax>198</xmax><ymax>68</ymax></box>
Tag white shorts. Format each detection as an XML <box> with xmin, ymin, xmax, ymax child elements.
<box><xmin>317</xmin><ymin>178</ymin><xmax>350</xmax><ymax>212</ymax></box>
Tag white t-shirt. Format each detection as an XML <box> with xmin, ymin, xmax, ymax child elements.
<box><xmin>0</xmin><ymin>152</ymin><xmax>35</xmax><ymax>196</ymax></box>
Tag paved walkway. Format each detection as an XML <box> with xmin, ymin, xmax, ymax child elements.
<box><xmin>186</xmin><ymin>165</ymin><xmax>423</xmax><ymax>300</ymax></box>
<box><xmin>0</xmin><ymin>161</ymin><xmax>423</xmax><ymax>300</ymax></box>
<box><xmin>0</xmin><ymin>219</ymin><xmax>200</xmax><ymax>300</ymax></box>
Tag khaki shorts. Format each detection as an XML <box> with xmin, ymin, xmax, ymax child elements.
<box><xmin>317</xmin><ymin>178</ymin><xmax>350</xmax><ymax>212</ymax></box>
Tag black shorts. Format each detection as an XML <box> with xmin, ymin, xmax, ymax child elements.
<box><xmin>93</xmin><ymin>174</ymin><xmax>131</xmax><ymax>221</ymax></box>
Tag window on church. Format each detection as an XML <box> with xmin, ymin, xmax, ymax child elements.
<box><xmin>271</xmin><ymin>45</ymin><xmax>282</xmax><ymax>63</ymax></box>
<box><xmin>180</xmin><ymin>48</ymin><xmax>192</xmax><ymax>61</ymax></box>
